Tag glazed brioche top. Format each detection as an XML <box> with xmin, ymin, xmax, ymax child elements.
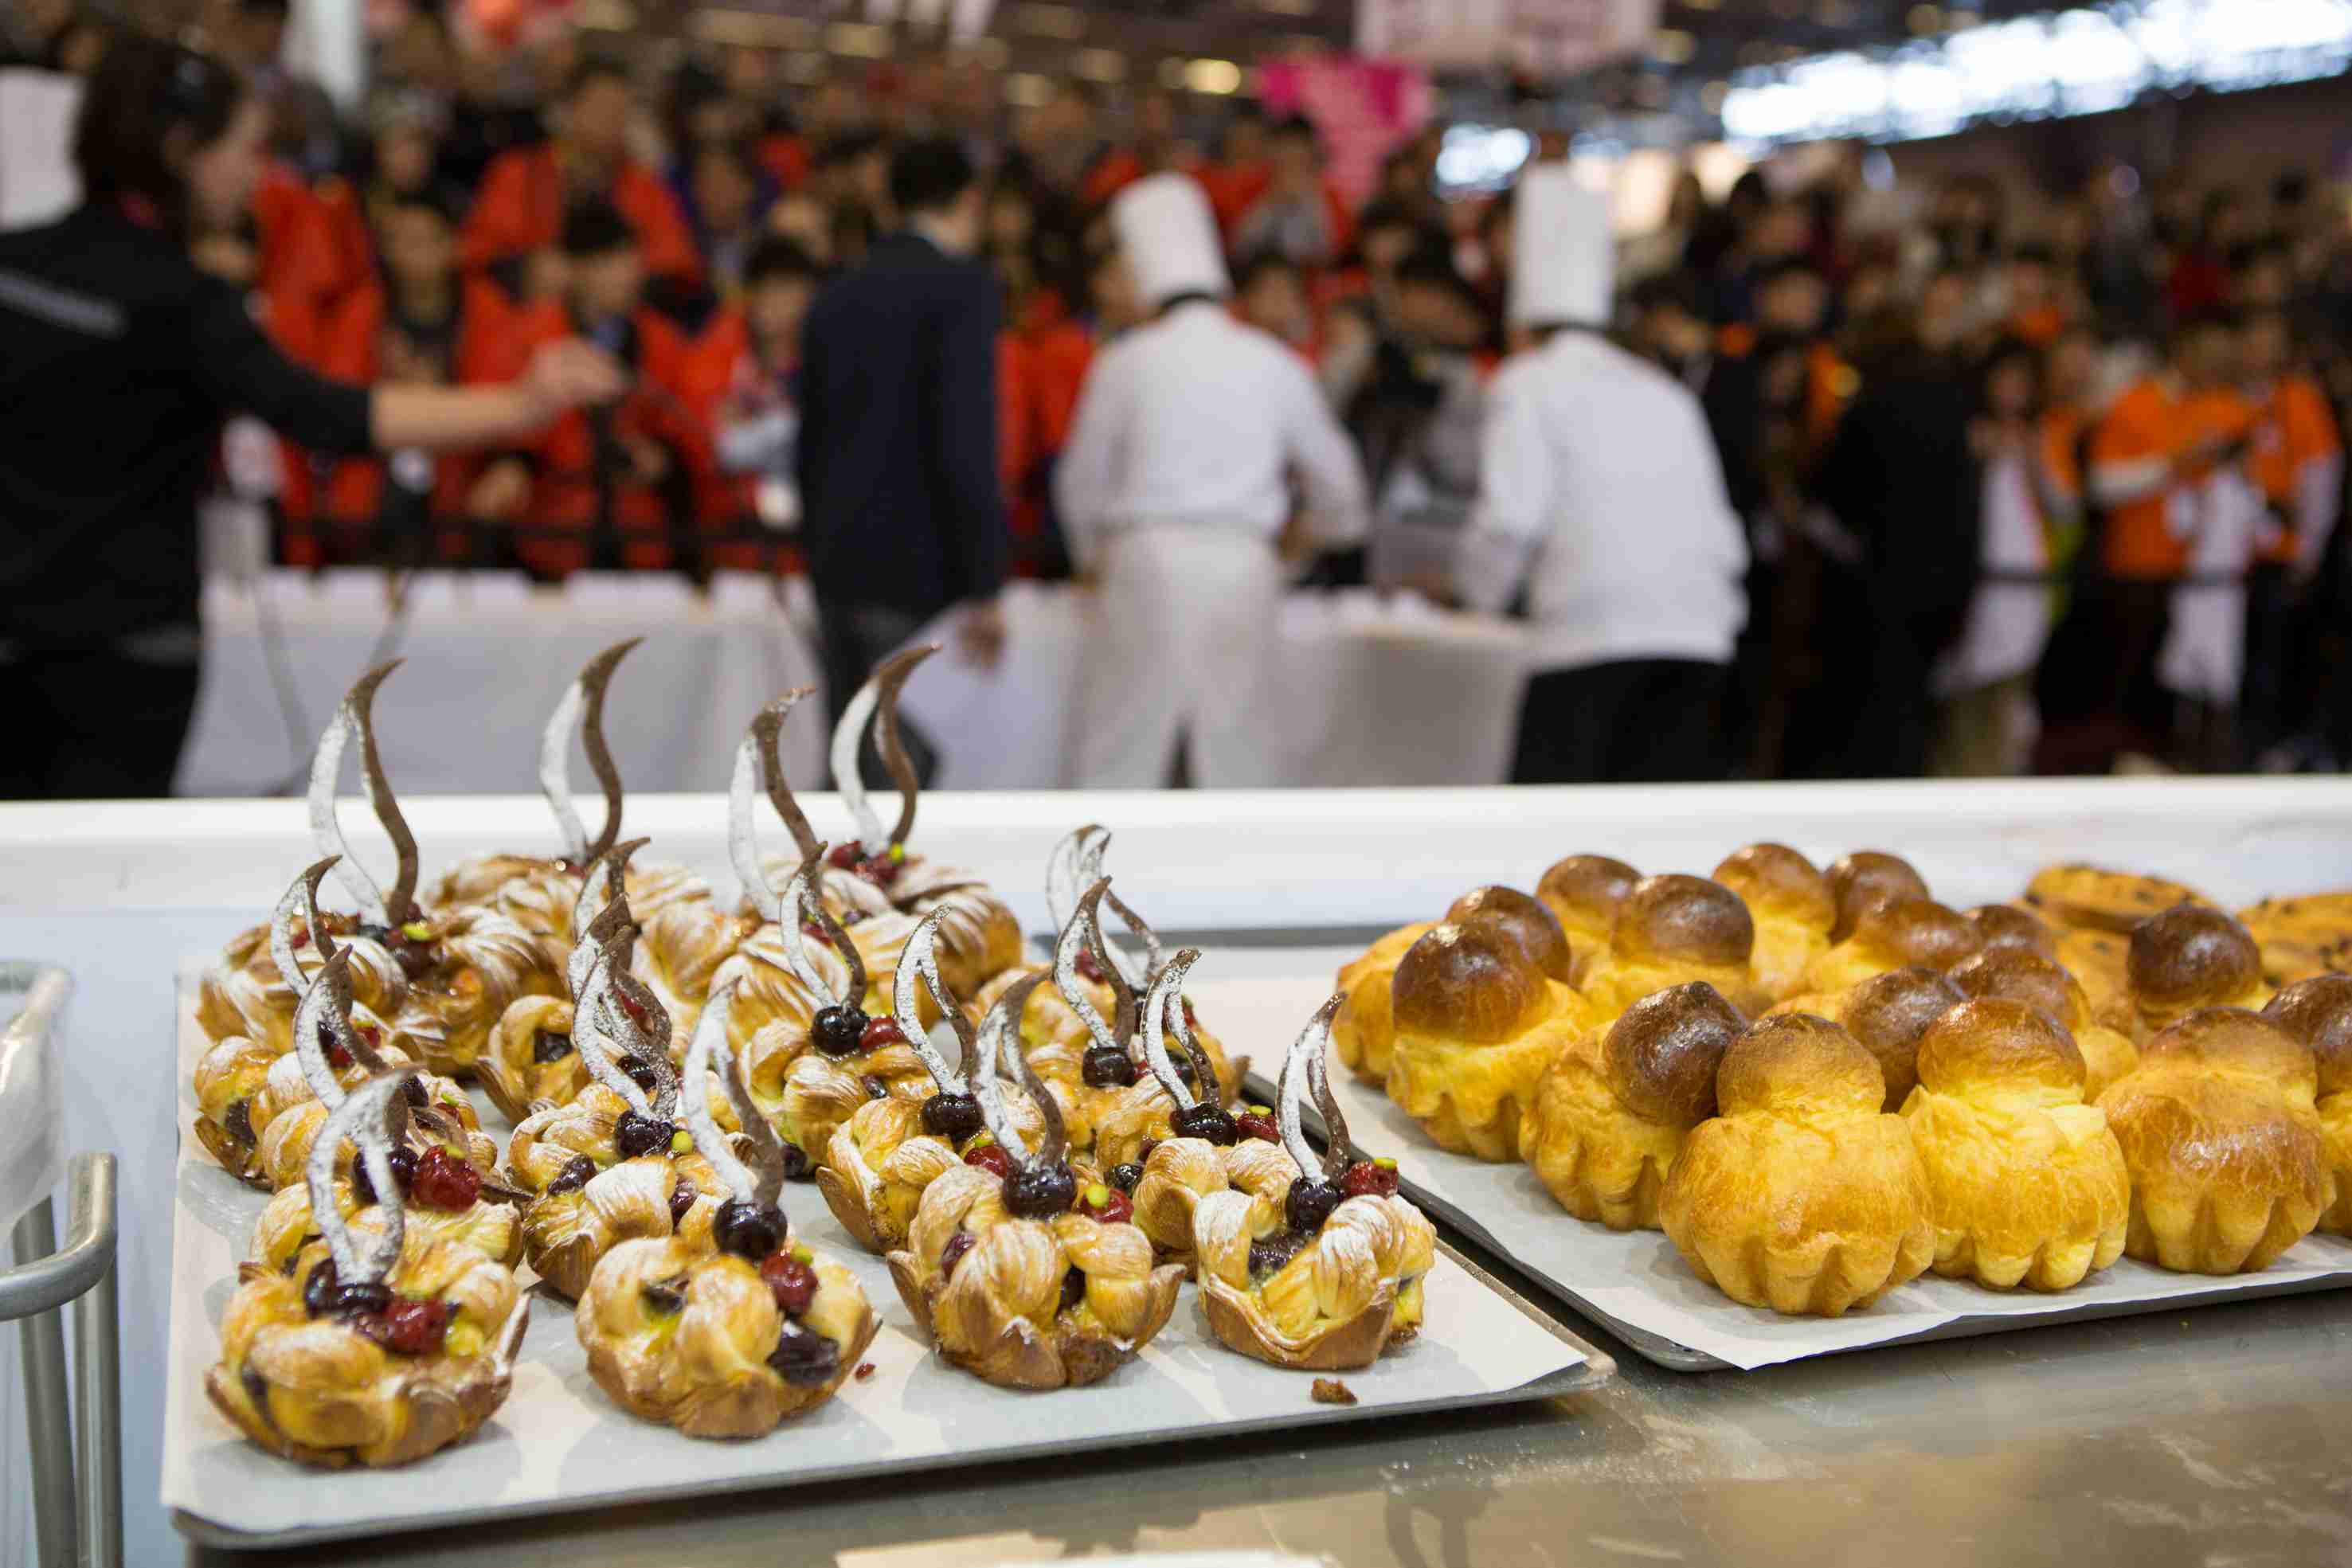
<box><xmin>1711</xmin><ymin>843</ymin><xmax>1835</xmax><ymax>931</ymax></box>
<box><xmin>1844</xmin><ymin>897</ymin><xmax>1982</xmax><ymax>973</ymax></box>
<box><xmin>2128</xmin><ymin>905</ymin><xmax>2262</xmax><ymax>1012</ymax></box>
<box><xmin>1947</xmin><ymin>948</ymin><xmax>2091</xmax><ymax>1032</ymax></box>
<box><xmin>1391</xmin><ymin>921</ymin><xmax>1552</xmax><ymax>1043</ymax></box>
<box><xmin>1602</xmin><ymin>982</ymin><xmax>1748</xmax><ymax>1128</ymax></box>
<box><xmin>1612</xmin><ymin>874</ymin><xmax>1755</xmax><ymax>968</ymax></box>
<box><xmin>1964</xmin><ymin>904</ymin><xmax>2057</xmax><ymax>958</ymax></box>
<box><xmin>1716</xmin><ymin>1014</ymin><xmax>1885</xmax><ymax>1120</ymax></box>
<box><xmin>1841</xmin><ymin>965</ymin><xmax>1964</xmax><ymax>1105</ymax></box>
<box><xmin>2139</xmin><ymin>1007</ymin><xmax>2317</xmax><ymax>1100</ymax></box>
<box><xmin>2262</xmin><ymin>974</ymin><xmax>2352</xmax><ymax>1096</ymax></box>
<box><xmin>1536</xmin><ymin>854</ymin><xmax>1641</xmax><ymax>933</ymax></box>
<box><xmin>1915</xmin><ymin>998</ymin><xmax>2087</xmax><ymax>1101</ymax></box>
<box><xmin>1826</xmin><ymin>850</ymin><xmax>1929</xmax><ymax>941</ymax></box>
<box><xmin>1446</xmin><ymin>886</ymin><xmax>1575</xmax><ymax>984</ymax></box>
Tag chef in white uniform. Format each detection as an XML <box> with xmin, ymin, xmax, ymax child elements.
<box><xmin>1055</xmin><ymin>173</ymin><xmax>1369</xmax><ymax>787</ymax></box>
<box><xmin>1452</xmin><ymin>167</ymin><xmax>1748</xmax><ymax>784</ymax></box>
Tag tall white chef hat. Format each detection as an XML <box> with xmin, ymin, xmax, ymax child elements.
<box><xmin>1509</xmin><ymin>164</ymin><xmax>1614</xmax><ymax>328</ymax></box>
<box><xmin>1110</xmin><ymin>172</ymin><xmax>1230</xmax><ymax>308</ymax></box>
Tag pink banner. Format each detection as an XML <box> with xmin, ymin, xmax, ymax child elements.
<box><xmin>1258</xmin><ymin>57</ymin><xmax>1434</xmax><ymax>208</ymax></box>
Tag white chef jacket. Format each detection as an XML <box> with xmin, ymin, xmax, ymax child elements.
<box><xmin>2158</xmin><ymin>460</ymin><xmax>2264</xmax><ymax>703</ymax></box>
<box><xmin>1460</xmin><ymin>331</ymin><xmax>1747</xmax><ymax>671</ymax></box>
<box><xmin>1933</xmin><ymin>450</ymin><xmax>2059</xmax><ymax>695</ymax></box>
<box><xmin>1053</xmin><ymin>300</ymin><xmax>1369</xmax><ymax>566</ymax></box>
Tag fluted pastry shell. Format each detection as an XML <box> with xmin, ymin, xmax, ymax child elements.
<box><xmin>1898</xmin><ymin>999</ymin><xmax>2130</xmax><ymax>1291</ymax></box>
<box><xmin>521</xmin><ymin>1152</ymin><xmax>723</xmax><ymax>1300</ymax></box>
<box><xmin>193</xmin><ymin>1034</ymin><xmax>294</xmax><ymax>1186</ymax></box>
<box><xmin>205</xmin><ymin>1238</ymin><xmax>525</xmax><ymax>1468</ymax></box>
<box><xmin>196</xmin><ymin>917</ymin><xmax>411</xmax><ymax>1056</ymax></box>
<box><xmin>886</xmin><ymin>1164</ymin><xmax>1183</xmax><ymax>1389</ymax></box>
<box><xmin>1387</xmin><ymin>920</ymin><xmax>1591</xmax><ymax>1160</ymax></box>
<box><xmin>815</xmin><ymin>1097</ymin><xmax>962</xmax><ymax>1253</ymax></box>
<box><xmin>2096</xmin><ymin>1008</ymin><xmax>2330</xmax><ymax>1273</ymax></box>
<box><xmin>1658</xmin><ymin>1015</ymin><xmax>1935</xmax><ymax>1316</ymax></box>
<box><xmin>2262</xmin><ymin>976</ymin><xmax>2352</xmax><ymax>1236</ymax></box>
<box><xmin>251</xmin><ymin>1182</ymin><xmax>525</xmax><ymax>1274</ymax></box>
<box><xmin>1130</xmin><ymin>1136</ymin><xmax>1299</xmax><ymax>1263</ymax></box>
<box><xmin>1712</xmin><ymin>844</ymin><xmax>1837</xmax><ymax>1003</ymax></box>
<box><xmin>1332</xmin><ymin>924</ymin><xmax>1434</xmax><ymax>1085</ymax></box>
<box><xmin>577</xmin><ymin>1234</ymin><xmax>877</xmax><ymax>1437</ymax></box>
<box><xmin>1193</xmin><ymin>1190</ymin><xmax>1436</xmax><ymax>1370</ymax></box>
<box><xmin>384</xmin><ymin>906</ymin><xmax>563</xmax><ymax>1078</ymax></box>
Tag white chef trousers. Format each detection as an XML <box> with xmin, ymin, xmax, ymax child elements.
<box><xmin>1068</xmin><ymin>523</ymin><xmax>1285</xmax><ymax>788</ymax></box>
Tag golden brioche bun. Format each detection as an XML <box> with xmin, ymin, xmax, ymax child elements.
<box><xmin>1584</xmin><ymin>874</ymin><xmax>1760</xmax><ymax>1018</ymax></box>
<box><xmin>1712</xmin><ymin>844</ymin><xmax>1836</xmax><ymax>1003</ymax></box>
<box><xmin>2261</xmin><ymin>976</ymin><xmax>2352</xmax><ymax>1235</ymax></box>
<box><xmin>1387</xmin><ymin>921</ymin><xmax>1591</xmax><ymax>1160</ymax></box>
<box><xmin>1536</xmin><ymin>855</ymin><xmax>1640</xmax><ymax>984</ymax></box>
<box><xmin>2127</xmin><ymin>905</ymin><xmax>2268</xmax><ymax>1034</ymax></box>
<box><xmin>1446</xmin><ymin>886</ymin><xmax>1576</xmax><ymax>984</ymax></box>
<box><xmin>1826</xmin><ymin>851</ymin><xmax>1930</xmax><ymax>943</ymax></box>
<box><xmin>1801</xmin><ymin>897</ymin><xmax>1982</xmax><ymax>996</ymax></box>
<box><xmin>1964</xmin><ymin>904</ymin><xmax>2057</xmax><ymax>959</ymax></box>
<box><xmin>1947</xmin><ymin>946</ymin><xmax>2139</xmax><ymax>1101</ymax></box>
<box><xmin>1331</xmin><ymin>922</ymin><xmax>1434</xmax><ymax>1085</ymax></box>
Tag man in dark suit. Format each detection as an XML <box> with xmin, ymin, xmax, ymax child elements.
<box><xmin>796</xmin><ymin>135</ymin><xmax>1008</xmax><ymax>764</ymax></box>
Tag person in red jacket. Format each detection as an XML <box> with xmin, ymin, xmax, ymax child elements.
<box><xmin>460</xmin><ymin>58</ymin><xmax>702</xmax><ymax>306</ymax></box>
<box><xmin>472</xmin><ymin>198</ymin><xmax>716</xmax><ymax>578</ymax></box>
<box><xmin>295</xmin><ymin>190</ymin><xmax>519</xmax><ymax>566</ymax></box>
<box><xmin>1200</xmin><ymin>103</ymin><xmax>1271</xmax><ymax>240</ymax></box>
<box><xmin>687</xmin><ymin>237</ymin><xmax>823</xmax><ymax>569</ymax></box>
<box><xmin>1231</xmin><ymin>116</ymin><xmax>1354</xmax><ymax>276</ymax></box>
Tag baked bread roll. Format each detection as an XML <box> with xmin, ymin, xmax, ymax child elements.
<box><xmin>2238</xmin><ymin>893</ymin><xmax>2352</xmax><ymax>988</ymax></box>
<box><xmin>1386</xmin><ymin>921</ymin><xmax>1591</xmax><ymax>1160</ymax></box>
<box><xmin>1332</xmin><ymin>923</ymin><xmax>1433</xmax><ymax>1085</ymax></box>
<box><xmin>2096</xmin><ymin>1008</ymin><xmax>2329</xmax><ymax>1273</ymax></box>
<box><xmin>1947</xmin><ymin>948</ymin><xmax>2140</xmax><ymax>1100</ymax></box>
<box><xmin>1825</xmin><ymin>850</ymin><xmax>1930</xmax><ymax>942</ymax></box>
<box><xmin>1581</xmin><ymin>874</ymin><xmax>1761</xmax><ymax>1019</ymax></box>
<box><xmin>1900</xmin><ymin>999</ymin><xmax>2130</xmax><ymax>1291</ymax></box>
<box><xmin>1658</xmin><ymin>1015</ymin><xmax>1934</xmax><ymax>1316</ymax></box>
<box><xmin>1771</xmin><ymin>965</ymin><xmax>1965</xmax><ymax>1110</ymax></box>
<box><xmin>2260</xmin><ymin>976</ymin><xmax>2352</xmax><ymax>1236</ymax></box>
<box><xmin>2025</xmin><ymin>863</ymin><xmax>2210</xmax><ymax>935</ymax></box>
<box><xmin>1964</xmin><ymin>904</ymin><xmax>2057</xmax><ymax>959</ymax></box>
<box><xmin>1799</xmin><ymin>897</ymin><xmax>1982</xmax><ymax>997</ymax></box>
<box><xmin>2127</xmin><ymin>904</ymin><xmax>2268</xmax><ymax>1036</ymax></box>
<box><xmin>2056</xmin><ymin>925</ymin><xmax>2135</xmax><ymax>1034</ymax></box>
<box><xmin>1712</xmin><ymin>844</ymin><xmax>1836</xmax><ymax>1003</ymax></box>
<box><xmin>1522</xmin><ymin>982</ymin><xmax>1747</xmax><ymax>1230</ymax></box>
<box><xmin>1536</xmin><ymin>854</ymin><xmax>1640</xmax><ymax>984</ymax></box>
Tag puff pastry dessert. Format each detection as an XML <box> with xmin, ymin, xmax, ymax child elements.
<box><xmin>885</xmin><ymin>991</ymin><xmax>1183</xmax><ymax>1390</ymax></box>
<box><xmin>1386</xmin><ymin>919</ymin><xmax>1591</xmax><ymax>1160</ymax></box>
<box><xmin>476</xmin><ymin>848</ymin><xmax>652</xmax><ymax>1121</ymax></box>
<box><xmin>1768</xmin><ymin>966</ymin><xmax>1963</xmax><ymax>1110</ymax></box>
<box><xmin>1194</xmin><ymin>993</ymin><xmax>1435</xmax><ymax>1370</ymax></box>
<box><xmin>1581</xmin><ymin>873</ymin><xmax>1763</xmax><ymax>1019</ymax></box>
<box><xmin>2097</xmin><ymin>1007</ymin><xmax>2328</xmax><ymax>1273</ymax></box>
<box><xmin>207</xmin><ymin>1071</ymin><xmax>527</xmax><ymax>1468</ymax></box>
<box><xmin>1523</xmin><ymin>981</ymin><xmax>1748</xmax><ymax>1230</ymax></box>
<box><xmin>576</xmin><ymin>1005</ymin><xmax>878</xmax><ymax>1437</ymax></box>
<box><xmin>1947</xmin><ymin>947</ymin><xmax>2140</xmax><ymax>1100</ymax></box>
<box><xmin>1798</xmin><ymin>896</ymin><xmax>1982</xmax><ymax>997</ymax></box>
<box><xmin>2261</xmin><ymin>976</ymin><xmax>2352</xmax><ymax>1235</ymax></box>
<box><xmin>2127</xmin><ymin>904</ymin><xmax>2270</xmax><ymax>1037</ymax></box>
<box><xmin>1535</xmin><ymin>854</ymin><xmax>1640</xmax><ymax>985</ymax></box>
<box><xmin>1900</xmin><ymin>998</ymin><xmax>2131</xmax><ymax>1291</ymax></box>
<box><xmin>1712</xmin><ymin>844</ymin><xmax>1836</xmax><ymax>1003</ymax></box>
<box><xmin>1659</xmin><ymin>1013</ymin><xmax>1935</xmax><ymax>1316</ymax></box>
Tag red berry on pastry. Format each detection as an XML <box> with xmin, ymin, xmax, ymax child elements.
<box><xmin>800</xmin><ymin>920</ymin><xmax>834</xmax><ymax>948</ymax></box>
<box><xmin>860</xmin><ymin>1015</ymin><xmax>906</xmax><ymax>1051</ymax></box>
<box><xmin>856</xmin><ymin>855</ymin><xmax>900</xmax><ymax>888</ymax></box>
<box><xmin>365</xmin><ymin>1298</ymin><xmax>452</xmax><ymax>1357</ymax></box>
<box><xmin>290</xmin><ymin>925</ymin><xmax>311</xmax><ymax>951</ymax></box>
<box><xmin>1235</xmin><ymin>1107</ymin><xmax>1280</xmax><ymax>1144</ymax></box>
<box><xmin>1075</xmin><ymin>1183</ymin><xmax>1133</xmax><ymax>1226</ymax></box>
<box><xmin>667</xmin><ymin>1178</ymin><xmax>698</xmax><ymax>1224</ymax></box>
<box><xmin>826</xmin><ymin>843</ymin><xmax>862</xmax><ymax>870</ymax></box>
<box><xmin>963</xmin><ymin>1142</ymin><xmax>1013</xmax><ymax>1179</ymax></box>
<box><xmin>1340</xmin><ymin>1159</ymin><xmax>1400</xmax><ymax>1200</ymax></box>
<box><xmin>1075</xmin><ymin>948</ymin><xmax>1107</xmax><ymax>984</ymax></box>
<box><xmin>940</xmin><ymin>1231</ymin><xmax>974</xmax><ymax>1277</ymax></box>
<box><xmin>410</xmin><ymin>1145</ymin><xmax>482</xmax><ymax>1211</ymax></box>
<box><xmin>760</xmin><ymin>1253</ymin><xmax>819</xmax><ymax>1318</ymax></box>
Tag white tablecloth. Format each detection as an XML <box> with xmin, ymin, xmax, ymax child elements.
<box><xmin>177</xmin><ymin>571</ymin><xmax>831</xmax><ymax>799</ymax></box>
<box><xmin>179</xmin><ymin>574</ymin><xmax>1534</xmax><ymax>797</ymax></box>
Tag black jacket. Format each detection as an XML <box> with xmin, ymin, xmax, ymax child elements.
<box><xmin>795</xmin><ymin>232</ymin><xmax>1008</xmax><ymax>616</ymax></box>
<box><xmin>0</xmin><ymin>205</ymin><xmax>374</xmax><ymax>645</ymax></box>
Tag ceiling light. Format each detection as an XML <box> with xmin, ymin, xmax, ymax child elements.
<box><xmin>1184</xmin><ymin>57</ymin><xmax>1243</xmax><ymax>93</ymax></box>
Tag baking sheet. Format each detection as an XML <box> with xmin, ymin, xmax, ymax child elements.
<box><xmin>161</xmin><ymin>972</ymin><xmax>1605</xmax><ymax>1550</ymax></box>
<box><xmin>1194</xmin><ymin>965</ymin><xmax>2352</xmax><ymax>1374</ymax></box>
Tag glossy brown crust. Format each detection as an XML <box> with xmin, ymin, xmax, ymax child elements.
<box><xmin>1536</xmin><ymin>855</ymin><xmax>1639</xmax><ymax>980</ymax></box>
<box><xmin>1826</xmin><ymin>851</ymin><xmax>1930</xmax><ymax>942</ymax></box>
<box><xmin>1613</xmin><ymin>874</ymin><xmax>1755</xmax><ymax>969</ymax></box>
<box><xmin>1915</xmin><ymin>999</ymin><xmax>2085</xmax><ymax>1097</ymax></box>
<box><xmin>1840</xmin><ymin>966</ymin><xmax>1966</xmax><ymax>1109</ymax></box>
<box><xmin>2263</xmin><ymin>976</ymin><xmax>2352</xmax><ymax>1097</ymax></box>
<box><xmin>1966</xmin><ymin>905</ymin><xmax>2057</xmax><ymax>958</ymax></box>
<box><xmin>2137</xmin><ymin>1007</ymin><xmax>2318</xmax><ymax>1093</ymax></box>
<box><xmin>1391</xmin><ymin>922</ymin><xmax>1552</xmax><ymax>1045</ymax></box>
<box><xmin>1330</xmin><ymin>923</ymin><xmax>1433</xmax><ymax>1085</ymax></box>
<box><xmin>2129</xmin><ymin>905</ymin><xmax>2264</xmax><ymax>1023</ymax></box>
<box><xmin>1948</xmin><ymin>948</ymin><xmax>2085</xmax><ymax>1029</ymax></box>
<box><xmin>1848</xmin><ymin>898</ymin><xmax>1982</xmax><ymax>973</ymax></box>
<box><xmin>1712</xmin><ymin>844</ymin><xmax>1836</xmax><ymax>932</ymax></box>
<box><xmin>2026</xmin><ymin>863</ymin><xmax>2210</xmax><ymax>935</ymax></box>
<box><xmin>1717</xmin><ymin>1014</ymin><xmax>1885</xmax><ymax>1119</ymax></box>
<box><xmin>1446</xmin><ymin>886</ymin><xmax>1575</xmax><ymax>983</ymax></box>
<box><xmin>1603</xmin><ymin>983</ymin><xmax>1747</xmax><ymax>1128</ymax></box>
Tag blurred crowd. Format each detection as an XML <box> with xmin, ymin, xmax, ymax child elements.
<box><xmin>10</xmin><ymin>0</ymin><xmax>2352</xmax><ymax>781</ymax></box>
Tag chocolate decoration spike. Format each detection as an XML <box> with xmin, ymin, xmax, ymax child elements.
<box><xmin>291</xmin><ymin>947</ymin><xmax>363</xmax><ymax>1108</ymax></box>
<box><xmin>683</xmin><ymin>983</ymin><xmax>783</xmax><ymax>1206</ymax></box>
<box><xmin>752</xmin><ymin>689</ymin><xmax>821</xmax><ymax>861</ymax></box>
<box><xmin>270</xmin><ymin>857</ymin><xmax>343</xmax><ymax>999</ymax></box>
<box><xmin>1304</xmin><ymin>998</ymin><xmax>1354</xmax><ymax>1179</ymax></box>
<box><xmin>601</xmin><ymin>945</ymin><xmax>678</xmax><ymax>1115</ymax></box>
<box><xmin>1138</xmin><ymin>950</ymin><xmax>1201</xmax><ymax>1110</ymax></box>
<box><xmin>1053</xmin><ymin>878</ymin><xmax>1124</xmax><ymax>1054</ymax></box>
<box><xmin>1102</xmin><ymin>888</ymin><xmax>1160</xmax><ymax>994</ymax></box>
<box><xmin>308</xmin><ymin>1069</ymin><xmax>417</xmax><ymax>1285</ymax></box>
<box><xmin>307</xmin><ymin>663</ymin><xmax>418</xmax><ymax>925</ymax></box>
<box><xmin>350</xmin><ymin>663</ymin><xmax>421</xmax><ymax>925</ymax></box>
<box><xmin>971</xmin><ymin>971</ymin><xmax>1050</xmax><ymax>1163</ymax></box>
<box><xmin>570</xmin><ymin>837</ymin><xmax>647</xmax><ymax>952</ymax></box>
<box><xmin>889</xmin><ymin>909</ymin><xmax>970</xmax><ymax>1092</ymax></box>
<box><xmin>576</xmin><ymin>949</ymin><xmax>658</xmax><ymax>1121</ymax></box>
<box><xmin>776</xmin><ymin>845</ymin><xmax>865</xmax><ymax>1007</ymax></box>
<box><xmin>1276</xmin><ymin>994</ymin><xmax>1346</xmax><ymax>1179</ymax></box>
<box><xmin>1044</xmin><ymin>824</ymin><xmax>1106</xmax><ymax>936</ymax></box>
<box><xmin>830</xmin><ymin>644</ymin><xmax>938</xmax><ymax>856</ymax></box>
<box><xmin>1087</xmin><ymin>894</ymin><xmax>1141</xmax><ymax>1054</ymax></box>
<box><xmin>539</xmin><ymin>639</ymin><xmax>642</xmax><ymax>865</ymax></box>
<box><xmin>1013</xmin><ymin>1013</ymin><xmax>1066</xmax><ymax>1171</ymax></box>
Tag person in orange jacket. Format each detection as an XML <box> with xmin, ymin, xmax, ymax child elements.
<box><xmin>460</xmin><ymin>58</ymin><xmax>702</xmax><ymax>306</ymax></box>
<box><xmin>687</xmin><ymin>236</ymin><xmax>824</xmax><ymax>569</ymax></box>
<box><xmin>471</xmin><ymin>198</ymin><xmax>716</xmax><ymax>578</ymax></box>
<box><xmin>293</xmin><ymin>190</ymin><xmax>519</xmax><ymax>566</ymax></box>
<box><xmin>2241</xmin><ymin>304</ymin><xmax>2345</xmax><ymax>757</ymax></box>
<box><xmin>1199</xmin><ymin>103</ymin><xmax>1272</xmax><ymax>241</ymax></box>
